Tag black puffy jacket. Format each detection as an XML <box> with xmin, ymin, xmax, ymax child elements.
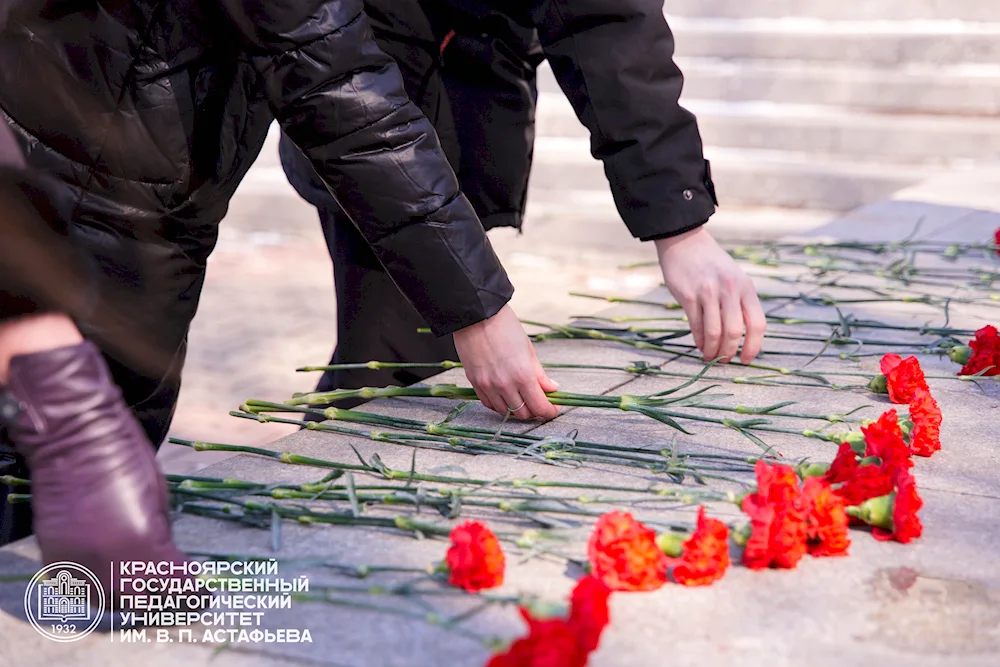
<box><xmin>285</xmin><ymin>0</ymin><xmax>719</xmax><ymax>241</ymax></box>
<box><xmin>0</xmin><ymin>0</ymin><xmax>512</xmax><ymax>348</ymax></box>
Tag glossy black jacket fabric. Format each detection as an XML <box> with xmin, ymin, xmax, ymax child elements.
<box><xmin>441</xmin><ymin>0</ymin><xmax>719</xmax><ymax>240</ymax></box>
<box><xmin>286</xmin><ymin>0</ymin><xmax>718</xmax><ymax>241</ymax></box>
<box><xmin>0</xmin><ymin>0</ymin><xmax>513</xmax><ymax>344</ymax></box>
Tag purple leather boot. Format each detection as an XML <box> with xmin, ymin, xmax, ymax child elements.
<box><xmin>2</xmin><ymin>340</ymin><xmax>194</xmax><ymax>608</ymax></box>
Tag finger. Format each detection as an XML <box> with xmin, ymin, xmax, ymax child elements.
<box><xmin>470</xmin><ymin>383</ymin><xmax>499</xmax><ymax>415</ymax></box>
<box><xmin>719</xmin><ymin>288</ymin><xmax>744</xmax><ymax>363</ymax></box>
<box><xmin>466</xmin><ymin>369</ymin><xmax>501</xmax><ymax>415</ymax></box>
<box><xmin>496</xmin><ymin>385</ymin><xmax>532</xmax><ymax>421</ymax></box>
<box><xmin>684</xmin><ymin>298</ymin><xmax>705</xmax><ymax>354</ymax></box>
<box><xmin>700</xmin><ymin>293</ymin><xmax>723</xmax><ymax>362</ymax></box>
<box><xmin>532</xmin><ymin>349</ymin><xmax>561</xmax><ymax>394</ymax></box>
<box><xmin>740</xmin><ymin>287</ymin><xmax>767</xmax><ymax>364</ymax></box>
<box><xmin>507</xmin><ymin>369</ymin><xmax>559</xmax><ymax>420</ymax></box>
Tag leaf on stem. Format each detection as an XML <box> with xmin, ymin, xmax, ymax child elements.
<box><xmin>346</xmin><ymin>473</ymin><xmax>361</xmax><ymax>517</ymax></box>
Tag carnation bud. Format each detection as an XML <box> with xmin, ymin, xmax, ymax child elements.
<box><xmin>655</xmin><ymin>531</ymin><xmax>688</xmax><ymax>558</ymax></box>
<box><xmin>898</xmin><ymin>416</ymin><xmax>914</xmax><ymax>438</ymax></box>
<box><xmin>867</xmin><ymin>374</ymin><xmax>888</xmax><ymax>394</ymax></box>
<box><xmin>731</xmin><ymin>522</ymin><xmax>753</xmax><ymax>548</ymax></box>
<box><xmin>948</xmin><ymin>345</ymin><xmax>973</xmax><ymax>365</ymax></box>
<box><xmin>796</xmin><ymin>461</ymin><xmax>830</xmax><ymax>479</ymax></box>
<box><xmin>521</xmin><ymin>597</ymin><xmax>568</xmax><ymax>621</ymax></box>
<box><xmin>844</xmin><ymin>430</ymin><xmax>866</xmax><ymax>456</ymax></box>
<box><xmin>851</xmin><ymin>492</ymin><xmax>895</xmax><ymax>530</ymax></box>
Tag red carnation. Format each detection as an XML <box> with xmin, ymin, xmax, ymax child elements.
<box><xmin>488</xmin><ymin>578</ymin><xmax>610</xmax><ymax>667</ymax></box>
<box><xmin>908</xmin><ymin>388</ymin><xmax>942</xmax><ymax>457</ymax></box>
<box><xmin>445</xmin><ymin>520</ymin><xmax>505</xmax><ymax>592</ymax></box>
<box><xmin>666</xmin><ymin>507</ymin><xmax>730</xmax><ymax>586</ymax></box>
<box><xmin>959</xmin><ymin>325</ymin><xmax>1000</xmax><ymax>377</ymax></box>
<box><xmin>858</xmin><ymin>469</ymin><xmax>924</xmax><ymax>544</ymax></box>
<box><xmin>802</xmin><ymin>477</ymin><xmax>850</xmax><ymax>557</ymax></box>
<box><xmin>861</xmin><ymin>410</ymin><xmax>912</xmax><ymax>476</ymax></box>
<box><xmin>568</xmin><ymin>576</ymin><xmax>611</xmax><ymax>654</ymax></box>
<box><xmin>740</xmin><ymin>461</ymin><xmax>808</xmax><ymax>570</ymax></box>
<box><xmin>587</xmin><ymin>511</ymin><xmax>667</xmax><ymax>592</ymax></box>
<box><xmin>487</xmin><ymin>609</ymin><xmax>586</xmax><ymax>667</ymax></box>
<box><xmin>994</xmin><ymin>227</ymin><xmax>1000</xmax><ymax>256</ymax></box>
<box><xmin>834</xmin><ymin>463</ymin><xmax>894</xmax><ymax>508</ymax></box>
<box><xmin>824</xmin><ymin>442</ymin><xmax>860</xmax><ymax>485</ymax></box>
<box><xmin>879</xmin><ymin>354</ymin><xmax>929</xmax><ymax>405</ymax></box>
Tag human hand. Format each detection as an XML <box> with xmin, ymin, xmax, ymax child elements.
<box><xmin>453</xmin><ymin>304</ymin><xmax>561</xmax><ymax>420</ymax></box>
<box><xmin>654</xmin><ymin>226</ymin><xmax>765</xmax><ymax>364</ymax></box>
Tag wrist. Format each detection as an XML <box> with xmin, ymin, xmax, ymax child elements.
<box><xmin>654</xmin><ymin>225</ymin><xmax>710</xmax><ymax>254</ymax></box>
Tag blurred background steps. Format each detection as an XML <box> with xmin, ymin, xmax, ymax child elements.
<box><xmin>662</xmin><ymin>0</ymin><xmax>1000</xmax><ymax>22</ymax></box>
<box><xmin>529</xmin><ymin>4</ymin><xmax>1000</xmax><ymax>232</ymax></box>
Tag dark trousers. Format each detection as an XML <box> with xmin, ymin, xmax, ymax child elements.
<box><xmin>280</xmin><ymin>0</ymin><xmax>543</xmax><ymax>404</ymax></box>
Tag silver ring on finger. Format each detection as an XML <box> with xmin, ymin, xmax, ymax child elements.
<box><xmin>506</xmin><ymin>400</ymin><xmax>526</xmax><ymax>414</ymax></box>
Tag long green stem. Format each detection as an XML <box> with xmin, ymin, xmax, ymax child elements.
<box><xmin>231</xmin><ymin>409</ymin><xmax>758</xmax><ymax>484</ymax></box>
<box><xmin>288</xmin><ymin>364</ymin><xmax>866</xmax><ymax>423</ymax></box>
<box><xmin>562</xmin><ymin>296</ymin><xmax>979</xmax><ymax>337</ymax></box>
<box><xmin>167</xmin><ymin>437</ymin><xmax>730</xmax><ymax>495</ymax></box>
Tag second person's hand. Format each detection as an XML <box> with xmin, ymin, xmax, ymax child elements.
<box><xmin>654</xmin><ymin>226</ymin><xmax>766</xmax><ymax>364</ymax></box>
<box><xmin>453</xmin><ymin>304</ymin><xmax>561</xmax><ymax>421</ymax></box>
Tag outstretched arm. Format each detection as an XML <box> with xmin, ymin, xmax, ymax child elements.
<box><xmin>218</xmin><ymin>0</ymin><xmax>559</xmax><ymax>419</ymax></box>
<box><xmin>519</xmin><ymin>0</ymin><xmax>766</xmax><ymax>362</ymax></box>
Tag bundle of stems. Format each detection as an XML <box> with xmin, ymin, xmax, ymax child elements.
<box><xmin>235</xmin><ymin>398</ymin><xmax>782</xmax><ymax>483</ymax></box>
<box><xmin>564</xmin><ymin>294</ymin><xmax>980</xmax><ymax>338</ymax></box>
<box><xmin>267</xmin><ymin>381</ymin><xmax>854</xmax><ymax>455</ymax></box>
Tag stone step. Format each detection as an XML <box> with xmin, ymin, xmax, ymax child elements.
<box><xmin>528</xmin><ymin>137</ymin><xmax>943</xmax><ymax>211</ymax></box>
<box><xmin>535</xmin><ymin>92</ymin><xmax>1000</xmax><ymax>164</ymax></box>
<box><xmin>538</xmin><ymin>58</ymin><xmax>1000</xmax><ymax>116</ymax></box>
<box><xmin>668</xmin><ymin>17</ymin><xmax>1000</xmax><ymax>66</ymax></box>
<box><xmin>663</xmin><ymin>0</ymin><xmax>1000</xmax><ymax>22</ymax></box>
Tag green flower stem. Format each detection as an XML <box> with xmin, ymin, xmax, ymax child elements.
<box><xmin>230</xmin><ymin>408</ymin><xmax>752</xmax><ymax>478</ymax></box>
<box><xmin>248</xmin><ymin>486</ymin><xmax>704</xmax><ymax>529</ymax></box>
<box><xmin>560</xmin><ymin>297</ymin><xmax>979</xmax><ymax>337</ymax></box>
<box><xmin>288</xmin><ymin>365</ymin><xmax>862</xmax><ymax>423</ymax></box>
<box><xmin>250</xmin><ymin>387</ymin><xmax>788</xmax><ymax>463</ymax></box>
<box><xmin>167</xmin><ymin>437</ymin><xmax>713</xmax><ymax>495</ymax></box>
<box><xmin>172</xmin><ymin>487</ymin><xmax>451</xmax><ymax>535</ymax></box>
<box><xmin>520</xmin><ymin>321</ymin><xmax>833</xmax><ymax>384</ymax></box>
<box><xmin>233</xmin><ymin>409</ymin><xmax>757</xmax><ymax>484</ymax></box>
<box><xmin>292</xmin><ymin>401</ymin><xmax>766</xmax><ymax>463</ymax></box>
<box><xmin>571</xmin><ymin>289</ymin><xmax>996</xmax><ymax>312</ymax></box>
<box><xmin>297</xmin><ymin>359</ymin><xmax>867</xmax><ymax>391</ymax></box>
<box><xmin>266</xmin><ymin>383</ymin><xmax>827</xmax><ymax>451</ymax></box>
<box><xmin>588</xmin><ymin>325</ymin><xmax>929</xmax><ymax>349</ymax></box>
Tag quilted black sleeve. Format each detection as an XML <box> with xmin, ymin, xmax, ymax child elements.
<box><xmin>219</xmin><ymin>0</ymin><xmax>513</xmax><ymax>335</ymax></box>
<box><xmin>524</xmin><ymin>0</ymin><xmax>718</xmax><ymax>240</ymax></box>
